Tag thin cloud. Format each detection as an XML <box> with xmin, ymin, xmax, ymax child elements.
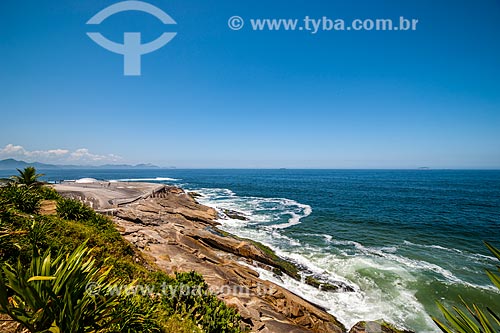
<box><xmin>0</xmin><ymin>144</ymin><xmax>122</xmax><ymax>165</ymax></box>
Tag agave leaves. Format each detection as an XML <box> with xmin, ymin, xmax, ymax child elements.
<box><xmin>433</xmin><ymin>242</ymin><xmax>500</xmax><ymax>333</ymax></box>
<box><xmin>0</xmin><ymin>241</ymin><xmax>128</xmax><ymax>333</ymax></box>
<box><xmin>485</xmin><ymin>242</ymin><xmax>500</xmax><ymax>291</ymax></box>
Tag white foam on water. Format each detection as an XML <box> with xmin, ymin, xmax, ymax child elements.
<box><xmin>281</xmin><ymin>245</ymin><xmax>443</xmax><ymax>332</ymax></box>
<box><xmin>470</xmin><ymin>252</ymin><xmax>497</xmax><ymax>262</ymax></box>
<box><xmin>188</xmin><ymin>186</ymin><xmax>497</xmax><ymax>332</ymax></box>
<box><xmin>239</xmin><ymin>248</ymin><xmax>438</xmax><ymax>333</ymax></box>
<box><xmin>403</xmin><ymin>240</ymin><xmax>464</xmax><ymax>254</ymax></box>
<box><xmin>268</xmin><ymin>201</ymin><xmax>312</xmax><ymax>229</ymax></box>
<box><xmin>403</xmin><ymin>240</ymin><xmax>499</xmax><ymax>275</ymax></box>
<box><xmin>343</xmin><ymin>239</ymin><xmax>498</xmax><ymax>292</ymax></box>
<box><xmin>195</xmin><ymin>188</ymin><xmax>312</xmax><ymax>230</ymax></box>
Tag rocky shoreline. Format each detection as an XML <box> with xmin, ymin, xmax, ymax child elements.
<box><xmin>54</xmin><ymin>181</ymin><xmax>412</xmax><ymax>333</ymax></box>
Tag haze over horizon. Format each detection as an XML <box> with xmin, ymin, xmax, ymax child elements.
<box><xmin>0</xmin><ymin>153</ymin><xmax>499</xmax><ymax>170</ymax></box>
<box><xmin>1</xmin><ymin>0</ymin><xmax>499</xmax><ymax>169</ymax></box>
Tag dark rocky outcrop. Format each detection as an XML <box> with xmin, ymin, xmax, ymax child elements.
<box><xmin>222</xmin><ymin>208</ymin><xmax>249</xmax><ymax>221</ymax></box>
<box><xmin>187</xmin><ymin>191</ymin><xmax>202</xmax><ymax>198</ymax></box>
<box><xmin>349</xmin><ymin>321</ymin><xmax>414</xmax><ymax>333</ymax></box>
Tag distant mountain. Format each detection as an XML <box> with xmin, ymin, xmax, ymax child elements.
<box><xmin>0</xmin><ymin>158</ymin><xmax>59</xmax><ymax>170</ymax></box>
<box><xmin>97</xmin><ymin>163</ymin><xmax>161</xmax><ymax>169</ymax></box>
<box><xmin>0</xmin><ymin>159</ymin><xmax>162</xmax><ymax>170</ymax></box>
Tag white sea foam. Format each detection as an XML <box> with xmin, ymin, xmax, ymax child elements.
<box><xmin>239</xmin><ymin>248</ymin><xmax>437</xmax><ymax>332</ymax></box>
<box><xmin>195</xmin><ymin>188</ymin><xmax>312</xmax><ymax>230</ymax></box>
<box><xmin>192</xmin><ymin>187</ymin><xmax>434</xmax><ymax>330</ymax></box>
<box><xmin>403</xmin><ymin>241</ymin><xmax>498</xmax><ymax>266</ymax></box>
<box><xmin>323</xmin><ymin>234</ymin><xmax>333</xmax><ymax>242</ymax></box>
<box><xmin>471</xmin><ymin>253</ymin><xmax>497</xmax><ymax>261</ymax></box>
<box><xmin>189</xmin><ymin>185</ymin><xmax>497</xmax><ymax>332</ymax></box>
<box><xmin>340</xmin><ymin>239</ymin><xmax>497</xmax><ymax>292</ymax></box>
<box><xmin>267</xmin><ymin>201</ymin><xmax>312</xmax><ymax>229</ymax></box>
<box><xmin>403</xmin><ymin>240</ymin><xmax>463</xmax><ymax>254</ymax></box>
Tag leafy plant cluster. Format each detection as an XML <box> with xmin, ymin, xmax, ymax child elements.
<box><xmin>433</xmin><ymin>242</ymin><xmax>500</xmax><ymax>333</ymax></box>
<box><xmin>56</xmin><ymin>198</ymin><xmax>95</xmax><ymax>222</ymax></box>
<box><xmin>0</xmin><ymin>167</ymin><xmax>244</xmax><ymax>333</ymax></box>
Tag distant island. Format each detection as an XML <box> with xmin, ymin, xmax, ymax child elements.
<box><xmin>0</xmin><ymin>158</ymin><xmax>166</xmax><ymax>170</ymax></box>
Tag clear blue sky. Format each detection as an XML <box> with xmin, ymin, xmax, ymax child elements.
<box><xmin>0</xmin><ymin>0</ymin><xmax>499</xmax><ymax>168</ymax></box>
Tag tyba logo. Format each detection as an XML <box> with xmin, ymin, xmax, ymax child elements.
<box><xmin>86</xmin><ymin>1</ymin><xmax>177</xmax><ymax>76</ymax></box>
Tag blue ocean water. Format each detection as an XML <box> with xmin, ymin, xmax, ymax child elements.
<box><xmin>2</xmin><ymin>169</ymin><xmax>499</xmax><ymax>332</ymax></box>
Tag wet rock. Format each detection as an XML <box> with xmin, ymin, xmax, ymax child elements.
<box><xmin>188</xmin><ymin>191</ymin><xmax>202</xmax><ymax>198</ymax></box>
<box><xmin>349</xmin><ymin>321</ymin><xmax>414</xmax><ymax>333</ymax></box>
<box><xmin>305</xmin><ymin>275</ymin><xmax>355</xmax><ymax>293</ymax></box>
<box><xmin>222</xmin><ymin>208</ymin><xmax>249</xmax><ymax>221</ymax></box>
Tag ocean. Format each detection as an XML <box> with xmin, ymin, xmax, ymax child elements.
<box><xmin>2</xmin><ymin>168</ymin><xmax>499</xmax><ymax>332</ymax></box>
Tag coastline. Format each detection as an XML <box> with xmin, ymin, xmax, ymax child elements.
<box><xmin>54</xmin><ymin>180</ymin><xmax>411</xmax><ymax>333</ymax></box>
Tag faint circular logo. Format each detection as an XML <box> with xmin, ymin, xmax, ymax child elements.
<box><xmin>228</xmin><ymin>16</ymin><xmax>244</xmax><ymax>30</ymax></box>
<box><xmin>86</xmin><ymin>1</ymin><xmax>177</xmax><ymax>76</ymax></box>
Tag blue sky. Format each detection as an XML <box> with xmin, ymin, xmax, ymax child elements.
<box><xmin>0</xmin><ymin>0</ymin><xmax>499</xmax><ymax>168</ymax></box>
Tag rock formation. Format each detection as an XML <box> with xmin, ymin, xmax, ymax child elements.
<box><xmin>54</xmin><ymin>182</ymin><xmax>412</xmax><ymax>333</ymax></box>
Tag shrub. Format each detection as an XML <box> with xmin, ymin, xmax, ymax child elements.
<box><xmin>0</xmin><ymin>242</ymin><xmax>130</xmax><ymax>332</ymax></box>
<box><xmin>106</xmin><ymin>294</ymin><xmax>163</xmax><ymax>333</ymax></box>
<box><xmin>162</xmin><ymin>314</ymin><xmax>202</xmax><ymax>333</ymax></box>
<box><xmin>56</xmin><ymin>198</ymin><xmax>95</xmax><ymax>221</ymax></box>
<box><xmin>0</xmin><ymin>199</ymin><xmax>29</xmax><ymax>263</ymax></box>
<box><xmin>0</xmin><ymin>185</ymin><xmax>41</xmax><ymax>214</ymax></box>
<box><xmin>37</xmin><ymin>186</ymin><xmax>62</xmax><ymax>200</ymax></box>
<box><xmin>161</xmin><ymin>271</ymin><xmax>243</xmax><ymax>333</ymax></box>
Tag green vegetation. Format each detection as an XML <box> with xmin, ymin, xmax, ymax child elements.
<box><xmin>2</xmin><ymin>166</ymin><xmax>45</xmax><ymax>188</ymax></box>
<box><xmin>56</xmin><ymin>198</ymin><xmax>95</xmax><ymax>222</ymax></box>
<box><xmin>0</xmin><ymin>167</ymin><xmax>244</xmax><ymax>333</ymax></box>
<box><xmin>0</xmin><ymin>242</ymin><xmax>126</xmax><ymax>333</ymax></box>
<box><xmin>0</xmin><ymin>185</ymin><xmax>41</xmax><ymax>214</ymax></box>
<box><xmin>433</xmin><ymin>242</ymin><xmax>500</xmax><ymax>333</ymax></box>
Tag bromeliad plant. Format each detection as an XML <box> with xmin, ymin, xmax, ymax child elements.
<box><xmin>0</xmin><ymin>240</ymin><xmax>132</xmax><ymax>333</ymax></box>
<box><xmin>433</xmin><ymin>242</ymin><xmax>500</xmax><ymax>333</ymax></box>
